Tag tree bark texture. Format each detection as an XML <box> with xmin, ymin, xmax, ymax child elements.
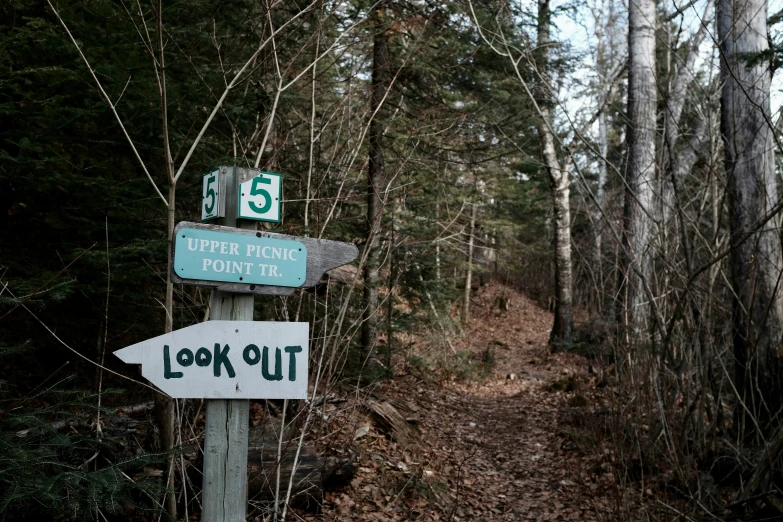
<box><xmin>536</xmin><ymin>0</ymin><xmax>573</xmax><ymax>347</ymax></box>
<box><xmin>718</xmin><ymin>0</ymin><xmax>783</xmax><ymax>435</ymax></box>
<box><xmin>661</xmin><ymin>6</ymin><xmax>711</xmax><ymax>334</ymax></box>
<box><xmin>156</xmin><ymin>181</ymin><xmax>176</xmax><ymax>518</ymax></box>
<box><xmin>663</xmin><ymin>1</ymin><xmax>710</xmax><ymax>242</ymax></box>
<box><xmin>158</xmin><ymin>3</ymin><xmax>177</xmax><ymax>509</ymax></box>
<box><xmin>362</xmin><ymin>1</ymin><xmax>391</xmax><ymax>369</ymax></box>
<box><xmin>592</xmin><ymin>0</ymin><xmax>611</xmax><ymax>270</ymax></box>
<box><xmin>463</xmin><ymin>203</ymin><xmax>477</xmax><ymax>324</ymax></box>
<box><xmin>621</xmin><ymin>0</ymin><xmax>657</xmax><ymax>341</ymax></box>
<box><xmin>596</xmin><ymin>111</ymin><xmax>608</xmax><ymax>264</ymax></box>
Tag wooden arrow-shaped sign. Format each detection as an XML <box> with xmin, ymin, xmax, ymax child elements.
<box><xmin>171</xmin><ymin>221</ymin><xmax>359</xmax><ymax>295</ymax></box>
<box><xmin>115</xmin><ymin>321</ymin><xmax>309</xmax><ymax>399</ymax></box>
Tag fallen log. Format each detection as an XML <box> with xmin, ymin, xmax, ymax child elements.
<box><xmin>15</xmin><ymin>402</ymin><xmax>153</xmax><ymax>437</ymax></box>
<box><xmin>246</xmin><ymin>419</ymin><xmax>322</xmax><ymax>506</ymax></box>
<box><xmin>362</xmin><ymin>396</ymin><xmax>418</xmax><ymax>446</ymax></box>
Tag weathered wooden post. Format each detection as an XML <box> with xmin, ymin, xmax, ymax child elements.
<box><xmin>114</xmin><ymin>166</ymin><xmax>358</xmax><ymax>521</ymax></box>
<box><xmin>203</xmin><ymin>166</ymin><xmax>252</xmax><ymax>521</ymax></box>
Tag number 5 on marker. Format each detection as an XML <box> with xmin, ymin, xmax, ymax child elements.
<box><xmin>238</xmin><ymin>172</ymin><xmax>282</xmax><ymax>223</ymax></box>
<box><xmin>202</xmin><ymin>169</ymin><xmax>221</xmax><ymax>221</ymax></box>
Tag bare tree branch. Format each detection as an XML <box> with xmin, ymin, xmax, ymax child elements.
<box><xmin>47</xmin><ymin>0</ymin><xmax>168</xmax><ymax>207</ymax></box>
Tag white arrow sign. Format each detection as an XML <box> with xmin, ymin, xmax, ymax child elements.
<box><xmin>115</xmin><ymin>321</ymin><xmax>309</xmax><ymax>399</ymax></box>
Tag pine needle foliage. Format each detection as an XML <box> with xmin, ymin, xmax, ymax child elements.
<box><xmin>0</xmin><ymin>375</ymin><xmax>165</xmax><ymax>521</ymax></box>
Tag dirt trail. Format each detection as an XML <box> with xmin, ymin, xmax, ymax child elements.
<box><xmin>413</xmin><ymin>285</ymin><xmax>613</xmax><ymax>521</ymax></box>
<box><xmin>320</xmin><ymin>284</ymin><xmax>614</xmax><ymax>521</ymax></box>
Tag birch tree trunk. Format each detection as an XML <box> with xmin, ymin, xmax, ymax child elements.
<box><xmin>718</xmin><ymin>0</ymin><xmax>783</xmax><ymax>437</ymax></box>
<box><xmin>592</xmin><ymin>0</ymin><xmax>611</xmax><ymax>274</ymax></box>
<box><xmin>536</xmin><ymin>0</ymin><xmax>573</xmax><ymax>347</ymax></box>
<box><xmin>621</xmin><ymin>0</ymin><xmax>657</xmax><ymax>341</ymax></box>
<box><xmin>361</xmin><ymin>1</ymin><xmax>390</xmax><ymax>371</ymax></box>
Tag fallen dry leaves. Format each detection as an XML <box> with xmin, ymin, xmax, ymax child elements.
<box><xmin>313</xmin><ymin>284</ymin><xmax>615</xmax><ymax>521</ymax></box>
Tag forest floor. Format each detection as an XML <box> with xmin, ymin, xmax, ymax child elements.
<box><xmin>314</xmin><ymin>283</ymin><xmax>617</xmax><ymax>522</ymax></box>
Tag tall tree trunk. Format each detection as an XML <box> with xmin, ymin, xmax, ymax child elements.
<box><xmin>718</xmin><ymin>0</ymin><xmax>783</xmax><ymax>437</ymax></box>
<box><xmin>663</xmin><ymin>1</ymin><xmax>710</xmax><ymax>248</ymax></box>
<box><xmin>595</xmin><ymin>110</ymin><xmax>608</xmax><ymax>266</ymax></box>
<box><xmin>621</xmin><ymin>0</ymin><xmax>657</xmax><ymax>342</ymax></box>
<box><xmin>589</xmin><ymin>0</ymin><xmax>621</xmax><ymax>315</ymax></box>
<box><xmin>156</xmin><ymin>180</ymin><xmax>177</xmax><ymax>519</ymax></box>
<box><xmin>463</xmin><ymin>202</ymin><xmax>477</xmax><ymax>324</ymax></box>
<box><xmin>549</xmin><ymin>161</ymin><xmax>573</xmax><ymax>347</ymax></box>
<box><xmin>536</xmin><ymin>0</ymin><xmax>573</xmax><ymax>347</ymax></box>
<box><xmin>157</xmin><ymin>3</ymin><xmax>177</xmax><ymax>512</ymax></box>
<box><xmin>660</xmin><ymin>6</ymin><xmax>711</xmax><ymax>358</ymax></box>
<box><xmin>592</xmin><ymin>0</ymin><xmax>610</xmax><ymax>284</ymax></box>
<box><xmin>435</xmin><ymin>198</ymin><xmax>441</xmax><ymax>281</ymax></box>
<box><xmin>362</xmin><ymin>1</ymin><xmax>390</xmax><ymax>372</ymax></box>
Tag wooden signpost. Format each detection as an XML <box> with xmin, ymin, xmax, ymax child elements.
<box><xmin>114</xmin><ymin>166</ymin><xmax>358</xmax><ymax>521</ymax></box>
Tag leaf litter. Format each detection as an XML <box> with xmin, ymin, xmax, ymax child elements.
<box><xmin>308</xmin><ymin>283</ymin><xmax>613</xmax><ymax>521</ymax></box>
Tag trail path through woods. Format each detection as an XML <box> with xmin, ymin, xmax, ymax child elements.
<box><xmin>320</xmin><ymin>284</ymin><xmax>614</xmax><ymax>521</ymax></box>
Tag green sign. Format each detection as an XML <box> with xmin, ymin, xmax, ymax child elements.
<box><xmin>202</xmin><ymin>169</ymin><xmax>221</xmax><ymax>221</ymax></box>
<box><xmin>238</xmin><ymin>171</ymin><xmax>282</xmax><ymax>222</ymax></box>
<box><xmin>174</xmin><ymin>226</ymin><xmax>306</xmax><ymax>287</ymax></box>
